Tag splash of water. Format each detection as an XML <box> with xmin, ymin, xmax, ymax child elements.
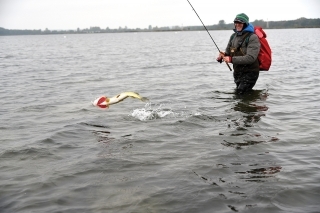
<box><xmin>130</xmin><ymin>102</ymin><xmax>202</xmax><ymax>121</ymax></box>
<box><xmin>130</xmin><ymin>103</ymin><xmax>175</xmax><ymax>121</ymax></box>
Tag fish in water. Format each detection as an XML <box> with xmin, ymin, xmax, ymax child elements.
<box><xmin>92</xmin><ymin>92</ymin><xmax>149</xmax><ymax>109</ymax></box>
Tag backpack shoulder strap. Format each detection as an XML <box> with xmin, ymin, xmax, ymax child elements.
<box><xmin>236</xmin><ymin>32</ymin><xmax>253</xmax><ymax>50</ymax></box>
<box><xmin>244</xmin><ymin>32</ymin><xmax>254</xmax><ymax>46</ymax></box>
<box><xmin>229</xmin><ymin>33</ymin><xmax>236</xmax><ymax>43</ymax></box>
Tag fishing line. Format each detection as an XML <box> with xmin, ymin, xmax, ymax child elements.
<box><xmin>186</xmin><ymin>0</ymin><xmax>232</xmax><ymax>71</ymax></box>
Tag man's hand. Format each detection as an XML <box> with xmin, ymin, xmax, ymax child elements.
<box><xmin>216</xmin><ymin>51</ymin><xmax>225</xmax><ymax>63</ymax></box>
<box><xmin>223</xmin><ymin>56</ymin><xmax>232</xmax><ymax>63</ymax></box>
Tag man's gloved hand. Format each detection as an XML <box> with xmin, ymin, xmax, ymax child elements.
<box><xmin>223</xmin><ymin>56</ymin><xmax>232</xmax><ymax>63</ymax></box>
<box><xmin>216</xmin><ymin>51</ymin><xmax>225</xmax><ymax>63</ymax></box>
<box><xmin>216</xmin><ymin>56</ymin><xmax>223</xmax><ymax>63</ymax></box>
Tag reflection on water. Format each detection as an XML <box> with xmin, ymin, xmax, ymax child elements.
<box><xmin>236</xmin><ymin>165</ymin><xmax>282</xmax><ymax>182</ymax></box>
<box><xmin>233</xmin><ymin>89</ymin><xmax>269</xmax><ymax>125</ymax></box>
<box><xmin>81</xmin><ymin>122</ymin><xmax>113</xmax><ymax>144</ymax></box>
<box><xmin>218</xmin><ymin>89</ymin><xmax>282</xmax><ymax>188</ymax></box>
<box><xmin>220</xmin><ymin>89</ymin><xmax>279</xmax><ymax>150</ymax></box>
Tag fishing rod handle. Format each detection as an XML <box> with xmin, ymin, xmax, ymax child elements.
<box><xmin>220</xmin><ymin>51</ymin><xmax>232</xmax><ymax>71</ymax></box>
<box><xmin>226</xmin><ymin>62</ymin><xmax>232</xmax><ymax>71</ymax></box>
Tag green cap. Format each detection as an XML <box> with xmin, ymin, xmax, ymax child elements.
<box><xmin>234</xmin><ymin>13</ymin><xmax>249</xmax><ymax>24</ymax></box>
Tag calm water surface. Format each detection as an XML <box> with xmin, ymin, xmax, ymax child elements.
<box><xmin>1</xmin><ymin>28</ymin><xmax>320</xmax><ymax>213</ymax></box>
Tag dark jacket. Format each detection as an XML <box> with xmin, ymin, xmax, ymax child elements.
<box><xmin>225</xmin><ymin>23</ymin><xmax>260</xmax><ymax>72</ymax></box>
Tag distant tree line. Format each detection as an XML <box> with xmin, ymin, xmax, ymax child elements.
<box><xmin>0</xmin><ymin>17</ymin><xmax>319</xmax><ymax>36</ymax></box>
<box><xmin>187</xmin><ymin>17</ymin><xmax>320</xmax><ymax>30</ymax></box>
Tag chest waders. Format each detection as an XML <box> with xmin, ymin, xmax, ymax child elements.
<box><xmin>229</xmin><ymin>32</ymin><xmax>260</xmax><ymax>93</ymax></box>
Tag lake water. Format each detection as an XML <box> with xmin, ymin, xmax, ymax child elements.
<box><xmin>1</xmin><ymin>28</ymin><xmax>320</xmax><ymax>213</ymax></box>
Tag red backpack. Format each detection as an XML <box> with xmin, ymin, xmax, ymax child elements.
<box><xmin>254</xmin><ymin>26</ymin><xmax>272</xmax><ymax>71</ymax></box>
<box><xmin>230</xmin><ymin>26</ymin><xmax>272</xmax><ymax>71</ymax></box>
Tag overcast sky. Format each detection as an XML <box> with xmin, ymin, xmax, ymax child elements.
<box><xmin>0</xmin><ymin>0</ymin><xmax>319</xmax><ymax>30</ymax></box>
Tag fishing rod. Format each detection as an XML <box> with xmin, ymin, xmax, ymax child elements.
<box><xmin>186</xmin><ymin>0</ymin><xmax>232</xmax><ymax>71</ymax></box>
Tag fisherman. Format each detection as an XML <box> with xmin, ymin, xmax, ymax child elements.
<box><xmin>217</xmin><ymin>13</ymin><xmax>260</xmax><ymax>94</ymax></box>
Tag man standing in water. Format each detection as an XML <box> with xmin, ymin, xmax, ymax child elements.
<box><xmin>217</xmin><ymin>13</ymin><xmax>260</xmax><ymax>94</ymax></box>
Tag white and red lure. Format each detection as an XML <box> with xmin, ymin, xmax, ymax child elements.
<box><xmin>92</xmin><ymin>96</ymin><xmax>109</xmax><ymax>109</ymax></box>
